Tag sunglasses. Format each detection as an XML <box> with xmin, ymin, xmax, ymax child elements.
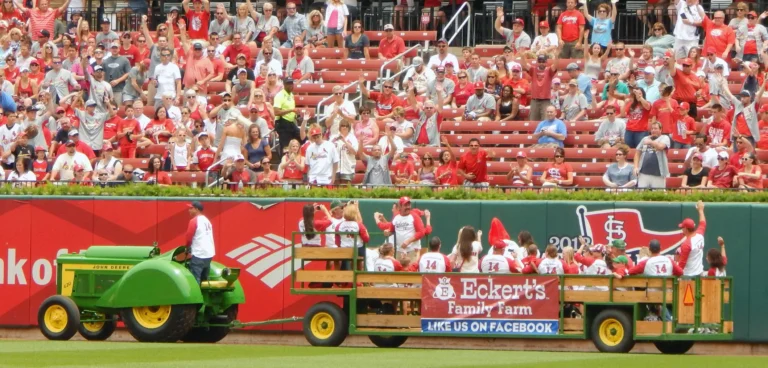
<box><xmin>654</xmin><ymin>28</ymin><xmax>662</xmax><ymax>31</ymax></box>
<box><xmin>606</xmin><ymin>112</ymin><xmax>615</xmax><ymax>115</ymax></box>
<box><xmin>161</xmin><ymin>54</ymin><xmax>171</xmax><ymax>57</ymax></box>
<box><xmin>718</xmin><ymin>157</ymin><xmax>728</xmax><ymax>160</ymax></box>
<box><xmin>263</xmin><ymin>52</ymin><xmax>272</xmax><ymax>55</ymax></box>
<box><xmin>254</xmin><ymin>94</ymin><xmax>264</xmax><ymax>97</ymax></box>
<box><xmin>383</xmin><ymin>85</ymin><xmax>393</xmax><ymax>89</ymax></box>
<box><xmin>385</xmin><ymin>30</ymin><xmax>393</xmax><ymax>32</ymax></box>
<box><xmin>555</xmin><ymin>155</ymin><xmax>564</xmax><ymax>158</ymax></box>
<box><xmin>615</xmin><ymin>48</ymin><xmax>624</xmax><ymax>51</ymax></box>
<box><xmin>223</xmin><ymin>98</ymin><xmax>232</xmax><ymax>102</ymax></box>
<box><xmin>123</xmin><ymin>170</ymin><xmax>132</xmax><ymax>173</ymax></box>
<box><xmin>287</xmin><ymin>7</ymin><xmax>296</xmax><ymax>10</ymax></box>
<box><xmin>334</xmin><ymin>92</ymin><xmax>343</xmax><ymax>95</ymax></box>
<box><xmin>458</xmin><ymin>76</ymin><xmax>467</xmax><ymax>79</ymax></box>
<box><xmin>354</xmin><ymin>25</ymin><xmax>362</xmax><ymax>29</ymax></box>
<box><xmin>138</xmin><ymin>39</ymin><xmax>146</xmax><ymax>43</ymax></box>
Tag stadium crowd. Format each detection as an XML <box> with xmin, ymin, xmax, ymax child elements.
<box><xmin>0</xmin><ymin>0</ymin><xmax>764</xmax><ymax>191</ymax></box>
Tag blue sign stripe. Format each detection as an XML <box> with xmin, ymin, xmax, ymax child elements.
<box><xmin>421</xmin><ymin>318</ymin><xmax>559</xmax><ymax>335</ymax></box>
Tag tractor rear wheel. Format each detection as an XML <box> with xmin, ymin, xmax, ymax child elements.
<box><xmin>591</xmin><ymin>309</ymin><xmax>635</xmax><ymax>353</ymax></box>
<box><xmin>78</xmin><ymin>313</ymin><xmax>117</xmax><ymax>341</ymax></box>
<box><xmin>654</xmin><ymin>341</ymin><xmax>695</xmax><ymax>354</ymax></box>
<box><xmin>38</xmin><ymin>295</ymin><xmax>80</xmax><ymax>340</ymax></box>
<box><xmin>303</xmin><ymin>302</ymin><xmax>348</xmax><ymax>347</ymax></box>
<box><xmin>181</xmin><ymin>305</ymin><xmax>239</xmax><ymax>343</ymax></box>
<box><xmin>121</xmin><ymin>305</ymin><xmax>196</xmax><ymax>343</ymax></box>
<box><xmin>368</xmin><ymin>335</ymin><xmax>408</xmax><ymax>348</ymax></box>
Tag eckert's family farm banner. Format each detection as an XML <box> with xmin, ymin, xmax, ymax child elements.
<box><xmin>421</xmin><ymin>275</ymin><xmax>560</xmax><ymax>335</ymax></box>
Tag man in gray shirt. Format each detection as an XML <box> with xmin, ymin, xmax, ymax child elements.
<box><xmin>361</xmin><ymin>131</ymin><xmax>395</xmax><ymax>185</ymax></box>
<box><xmin>464</xmin><ymin>82</ymin><xmax>496</xmax><ymax>121</ymax></box>
<box><xmin>279</xmin><ymin>4</ymin><xmax>307</xmax><ymax>48</ymax></box>
<box><xmin>103</xmin><ymin>42</ymin><xmax>132</xmax><ymax>105</ymax></box>
<box><xmin>31</xmin><ymin>30</ymin><xmax>58</xmax><ymax>57</ymax></box>
<box><xmin>467</xmin><ymin>54</ymin><xmax>488</xmax><ymax>83</ymax></box>
<box><xmin>633</xmin><ymin>122</ymin><xmax>670</xmax><ymax>189</ymax></box>
<box><xmin>595</xmin><ymin>105</ymin><xmax>626</xmax><ymax>148</ymax></box>
<box><xmin>427</xmin><ymin>67</ymin><xmax>455</xmax><ymax>107</ymax></box>
<box><xmin>285</xmin><ymin>43</ymin><xmax>314</xmax><ymax>83</ymax></box>
<box><xmin>41</xmin><ymin>56</ymin><xmax>80</xmax><ymax>103</ymax></box>
<box><xmin>95</xmin><ymin>19</ymin><xmax>119</xmax><ymax>48</ymax></box>
<box><xmin>209</xmin><ymin>5</ymin><xmax>234</xmax><ymax>43</ymax></box>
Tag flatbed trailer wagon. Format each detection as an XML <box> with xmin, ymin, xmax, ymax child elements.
<box><xmin>291</xmin><ymin>242</ymin><xmax>734</xmax><ymax>354</ymax></box>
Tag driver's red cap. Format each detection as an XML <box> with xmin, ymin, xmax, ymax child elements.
<box><xmin>678</xmin><ymin>218</ymin><xmax>695</xmax><ymax>229</ymax></box>
<box><xmin>399</xmin><ymin>196</ymin><xmax>411</xmax><ymax>206</ymax></box>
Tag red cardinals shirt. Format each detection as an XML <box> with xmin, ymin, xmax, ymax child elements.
<box><xmin>186</xmin><ymin>10</ymin><xmax>211</xmax><ymax>40</ymax></box>
<box><xmin>671</xmin><ymin>114</ymin><xmax>696</xmax><ymax>145</ymax></box>
<box><xmin>650</xmin><ymin>98</ymin><xmax>679</xmax><ymax>135</ymax></box>
<box><xmin>708</xmin><ymin>166</ymin><xmax>737</xmax><ymax>188</ymax></box>
<box><xmin>702</xmin><ymin>17</ymin><xmax>736</xmax><ymax>57</ymax></box>
<box><xmin>118</xmin><ymin>118</ymin><xmax>141</xmax><ymax>148</ymax></box>
<box><xmin>705</xmin><ymin>119</ymin><xmax>731</xmax><ymax>146</ymax></box>
<box><xmin>145</xmin><ymin>119</ymin><xmax>176</xmax><ymax>143</ymax></box>
<box><xmin>557</xmin><ymin>10</ymin><xmax>586</xmax><ymax>42</ymax></box>
<box><xmin>457</xmin><ymin>149</ymin><xmax>489</xmax><ymax>183</ymax></box>
<box><xmin>369</xmin><ymin>91</ymin><xmax>403</xmax><ymax>117</ymax></box>
<box><xmin>103</xmin><ymin>115</ymin><xmax>121</xmax><ymax>141</ymax></box>
<box><xmin>194</xmin><ymin>147</ymin><xmax>217</xmax><ymax>171</ymax></box>
<box><xmin>118</xmin><ymin>45</ymin><xmax>142</xmax><ymax>66</ymax></box>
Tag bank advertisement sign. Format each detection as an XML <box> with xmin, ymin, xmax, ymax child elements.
<box><xmin>421</xmin><ymin>275</ymin><xmax>560</xmax><ymax>335</ymax></box>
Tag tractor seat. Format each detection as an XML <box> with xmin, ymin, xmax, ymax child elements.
<box><xmin>200</xmin><ymin>280</ymin><xmax>230</xmax><ymax>289</ymax></box>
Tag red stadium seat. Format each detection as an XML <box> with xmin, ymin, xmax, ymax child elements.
<box><xmin>294</xmin><ymin>83</ymin><xmax>357</xmax><ymax>94</ymax></box>
<box><xmin>121</xmin><ymin>158</ymin><xmax>150</xmax><ymax>170</ymax></box>
<box><xmin>318</xmin><ymin>71</ymin><xmax>378</xmax><ymax>83</ymax></box>
<box><xmin>167</xmin><ymin>171</ymin><xmax>206</xmax><ymax>184</ymax></box>
<box><xmin>313</xmin><ymin>59</ymin><xmax>391</xmax><ymax>71</ymax></box>
<box><xmin>365</xmin><ymin>31</ymin><xmax>437</xmax><ymax>42</ymax></box>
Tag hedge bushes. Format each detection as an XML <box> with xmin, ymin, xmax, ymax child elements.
<box><xmin>0</xmin><ymin>183</ymin><xmax>767</xmax><ymax>202</ymax></box>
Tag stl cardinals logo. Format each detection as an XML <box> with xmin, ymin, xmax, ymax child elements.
<box><xmin>576</xmin><ymin>206</ymin><xmax>683</xmax><ymax>254</ymax></box>
<box><xmin>433</xmin><ymin>277</ymin><xmax>456</xmax><ymax>301</ymax></box>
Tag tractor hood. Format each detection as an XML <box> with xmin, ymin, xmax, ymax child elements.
<box><xmin>82</xmin><ymin>246</ymin><xmax>160</xmax><ymax>260</ymax></box>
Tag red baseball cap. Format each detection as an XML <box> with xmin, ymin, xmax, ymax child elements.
<box><xmin>680</xmin><ymin>102</ymin><xmax>690</xmax><ymax>110</ymax></box>
<box><xmin>706</xmin><ymin>47</ymin><xmax>717</xmax><ymax>55</ymax></box>
<box><xmin>680</xmin><ymin>58</ymin><xmax>693</xmax><ymax>66</ymax></box>
<box><xmin>399</xmin><ymin>196</ymin><xmax>411</xmax><ymax>206</ymax></box>
<box><xmin>309</xmin><ymin>126</ymin><xmax>322</xmax><ymax>136</ymax></box>
<box><xmin>664</xmin><ymin>50</ymin><xmax>673</xmax><ymax>58</ymax></box>
<box><xmin>142</xmin><ymin>59</ymin><xmax>151</xmax><ymax>68</ymax></box>
<box><xmin>473</xmin><ymin>81</ymin><xmax>484</xmax><ymax>89</ymax></box>
<box><xmin>206</xmin><ymin>104</ymin><xmax>215</xmax><ymax>112</ymax></box>
<box><xmin>35</xmin><ymin>146</ymin><xmax>46</xmax><ymax>152</ymax></box>
<box><xmin>539</xmin><ymin>21</ymin><xmax>549</xmax><ymax>28</ymax></box>
<box><xmin>513</xmin><ymin>18</ymin><xmax>524</xmax><ymax>26</ymax></box>
<box><xmin>692</xmin><ymin>153</ymin><xmax>703</xmax><ymax>161</ymax></box>
<box><xmin>249</xmin><ymin>104</ymin><xmax>259</xmax><ymax>111</ymax></box>
<box><xmin>678</xmin><ymin>218</ymin><xmax>695</xmax><ymax>230</ymax></box>
<box><xmin>516</xmin><ymin>151</ymin><xmax>527</xmax><ymax>159</ymax></box>
<box><xmin>73</xmin><ymin>164</ymin><xmax>84</xmax><ymax>172</ymax></box>
<box><xmin>760</xmin><ymin>104</ymin><xmax>768</xmax><ymax>113</ymax></box>
<box><xmin>102</xmin><ymin>144</ymin><xmax>113</xmax><ymax>151</ymax></box>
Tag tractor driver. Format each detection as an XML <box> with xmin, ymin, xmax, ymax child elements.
<box><xmin>184</xmin><ymin>201</ymin><xmax>216</xmax><ymax>284</ymax></box>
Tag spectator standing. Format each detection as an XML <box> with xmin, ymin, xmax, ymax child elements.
<box><xmin>449</xmin><ymin>226</ymin><xmax>482</xmax><ymax>273</ymax></box>
<box><xmin>183</xmin><ymin>0</ymin><xmax>211</xmax><ymax>45</ymax></box>
<box><xmin>650</xmin><ymin>86</ymin><xmax>679</xmax><ymax>137</ymax></box>
<box><xmin>427</xmin><ymin>38</ymin><xmax>458</xmax><ymax>70</ymax></box>
<box><xmin>702</xmin><ymin>11</ymin><xmax>736</xmax><ymax>59</ymax></box>
<box><xmin>671</xmin><ymin>102</ymin><xmax>697</xmax><ymax>149</ymax></box>
<box><xmin>582</xmin><ymin>1</ymin><xmax>616</xmax><ymax>48</ymax></box>
<box><xmin>595</xmin><ymin>105</ymin><xmax>625</xmax><ymax>148</ymax></box>
<box><xmin>180</xmin><ymin>37</ymin><xmax>215</xmax><ymax>96</ymax></box>
<box><xmin>457</xmin><ymin>137</ymin><xmax>495</xmax><ymax>187</ymax></box>
<box><xmin>645</xmin><ymin>23</ymin><xmax>675</xmax><ymax>58</ymax></box>
<box><xmin>602</xmin><ymin>144</ymin><xmax>637</xmax><ymax>190</ymax></box>
<box><xmin>736</xmin><ymin>11</ymin><xmax>768</xmax><ymax>63</ymax></box>
<box><xmin>323</xmin><ymin>0</ymin><xmax>348</xmax><ymax>48</ymax></box>
<box><xmin>685</xmin><ymin>134</ymin><xmax>718</xmax><ymax>169</ymax></box>
<box><xmin>209</xmin><ymin>5</ymin><xmax>234</xmax><ymax>43</ymax></box>
<box><xmin>412</xmin><ymin>87</ymin><xmax>444</xmax><ymax>147</ymax></box>
<box><xmin>280</xmin><ymin>3</ymin><xmax>307</xmax><ymax>48</ymax></box>
<box><xmin>671</xmin><ymin>0</ymin><xmax>705</xmax><ymax>59</ymax></box>
<box><xmin>14</xmin><ymin>0</ymin><xmax>70</xmax><ymax>38</ymax></box>
<box><xmin>332</xmin><ymin>120</ymin><xmax>358</xmax><ymax>185</ymax></box>
<box><xmin>40</xmin><ymin>56</ymin><xmax>79</xmax><ymax>103</ymax></box>
<box><xmin>636</xmin><ymin>67</ymin><xmax>661</xmax><ymax>103</ymax></box>
<box><xmin>556</xmin><ymin>0</ymin><xmax>585</xmax><ymax>59</ymax></box>
<box><xmin>623</xmin><ymin>87</ymin><xmax>652</xmax><ymax>148</ymax></box>
<box><xmin>273</xmin><ymin>78</ymin><xmax>300</xmax><ymax>156</ymax></box>
<box><xmin>720</xmin><ymin>78</ymin><xmax>766</xmax><ymax>148</ymax></box>
<box><xmin>249</xmin><ymin>1</ymin><xmax>279</xmax><ymax>45</ymax></box>
<box><xmin>521</xmin><ymin>52</ymin><xmax>558</xmax><ymax>122</ymax></box>
<box><xmin>103</xmin><ymin>43</ymin><xmax>131</xmax><ymax>105</ymax></box>
<box><xmin>95</xmin><ymin>19</ymin><xmax>118</xmax><ymax>48</ymax></box>
<box><xmin>286</xmin><ymin>43</ymin><xmax>314</xmax><ymax>84</ymax></box>
<box><xmin>344</xmin><ymin>20</ymin><xmax>370</xmax><ymax>59</ymax></box>
<box><xmin>565</xmin><ymin>62</ymin><xmax>593</xmax><ymax>104</ymax></box>
<box><xmin>494</xmin><ymin>8</ymin><xmax>531</xmax><ymax>52</ymax></box>
<box><xmin>359</xmin><ymin>76</ymin><xmax>402</xmax><ymax>122</ymax></box>
<box><xmin>677</xmin><ymin>201</ymin><xmax>707</xmax><ymax>276</ymax></box>
<box><xmin>703</xmin><ymin>104</ymin><xmax>731</xmax><ymax>149</ymax></box>
<box><xmin>633</xmin><ymin>122</ymin><xmax>670</xmax><ymax>189</ymax></box>
<box><xmin>533</xmin><ymin>106</ymin><xmax>567</xmax><ymax>148</ymax></box>
<box><xmin>360</xmin><ymin>130</ymin><xmax>395</xmax><ymax>186</ymax></box>
<box><xmin>681</xmin><ymin>153</ymin><xmax>710</xmax><ymax>189</ymax></box>
<box><xmin>305</xmin><ymin>125</ymin><xmax>338</xmax><ymax>185</ymax></box>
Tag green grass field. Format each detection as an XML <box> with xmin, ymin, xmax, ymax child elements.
<box><xmin>0</xmin><ymin>341</ymin><xmax>764</xmax><ymax>368</ymax></box>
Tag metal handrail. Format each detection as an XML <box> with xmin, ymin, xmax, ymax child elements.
<box><xmin>204</xmin><ymin>157</ymin><xmax>230</xmax><ymax>188</ymax></box>
<box><xmin>441</xmin><ymin>2</ymin><xmax>471</xmax><ymax>47</ymax></box>
<box><xmin>378</xmin><ymin>45</ymin><xmax>421</xmax><ymax>85</ymax></box>
<box><xmin>315</xmin><ymin>80</ymin><xmax>361</xmax><ymax>124</ymax></box>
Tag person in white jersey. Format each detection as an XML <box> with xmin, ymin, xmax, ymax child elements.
<box><xmin>298</xmin><ymin>203</ymin><xmax>334</xmax><ymax>247</ymax></box>
<box><xmin>374</xmin><ymin>197</ymin><xmax>428</xmax><ymax>263</ymax></box>
<box><xmin>537</xmin><ymin>245</ymin><xmax>566</xmax><ymax>275</ymax></box>
<box><xmin>625</xmin><ymin>239</ymin><xmax>683</xmax><ymax>321</ymax></box>
<box><xmin>335</xmin><ymin>203</ymin><xmax>370</xmax><ymax>271</ymax></box>
<box><xmin>677</xmin><ymin>200</ymin><xmax>706</xmax><ymax>276</ymax></box>
<box><xmin>418</xmin><ymin>237</ymin><xmax>452</xmax><ymax>273</ymax></box>
<box><xmin>184</xmin><ymin>201</ymin><xmax>216</xmax><ymax>284</ymax></box>
<box><xmin>480</xmin><ymin>238</ymin><xmax>520</xmax><ymax>273</ymax></box>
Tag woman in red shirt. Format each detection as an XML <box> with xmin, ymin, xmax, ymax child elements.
<box><xmin>622</xmin><ymin>87</ymin><xmax>652</xmax><ymax>148</ymax></box>
<box><xmin>541</xmin><ymin>147</ymin><xmax>574</xmax><ymax>188</ymax></box>
<box><xmin>736</xmin><ymin>152</ymin><xmax>763</xmax><ymax>190</ymax></box>
<box><xmin>4</xmin><ymin>54</ymin><xmax>18</xmax><ymax>83</ymax></box>
<box><xmin>144</xmin><ymin>156</ymin><xmax>172</xmax><ymax>186</ymax></box>
<box><xmin>15</xmin><ymin>67</ymin><xmax>38</xmax><ymax>99</ymax></box>
<box><xmin>145</xmin><ymin>106</ymin><xmax>176</xmax><ymax>143</ymax></box>
<box><xmin>257</xmin><ymin>158</ymin><xmax>280</xmax><ymax>185</ymax></box>
<box><xmin>136</xmin><ymin>35</ymin><xmax>150</xmax><ymax>61</ymax></box>
<box><xmin>452</xmin><ymin>70</ymin><xmax>473</xmax><ymax>108</ymax></box>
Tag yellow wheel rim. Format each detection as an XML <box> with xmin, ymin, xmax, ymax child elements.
<box><xmin>132</xmin><ymin>306</ymin><xmax>172</xmax><ymax>329</ymax></box>
<box><xmin>44</xmin><ymin>305</ymin><xmax>68</xmax><ymax>333</ymax></box>
<box><xmin>599</xmin><ymin>318</ymin><xmax>625</xmax><ymax>347</ymax></box>
<box><xmin>82</xmin><ymin>313</ymin><xmax>106</xmax><ymax>332</ymax></box>
<box><xmin>310</xmin><ymin>312</ymin><xmax>335</xmax><ymax>340</ymax></box>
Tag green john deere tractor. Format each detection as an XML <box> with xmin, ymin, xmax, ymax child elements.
<box><xmin>38</xmin><ymin>245</ymin><xmax>245</xmax><ymax>343</ymax></box>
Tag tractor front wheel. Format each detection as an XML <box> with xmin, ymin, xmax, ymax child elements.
<box><xmin>78</xmin><ymin>313</ymin><xmax>117</xmax><ymax>341</ymax></box>
<box><xmin>591</xmin><ymin>309</ymin><xmax>635</xmax><ymax>353</ymax></box>
<box><xmin>181</xmin><ymin>305</ymin><xmax>239</xmax><ymax>343</ymax></box>
<box><xmin>38</xmin><ymin>295</ymin><xmax>80</xmax><ymax>340</ymax></box>
<box><xmin>654</xmin><ymin>341</ymin><xmax>695</xmax><ymax>354</ymax></box>
<box><xmin>121</xmin><ymin>305</ymin><xmax>196</xmax><ymax>343</ymax></box>
<box><xmin>303</xmin><ymin>302</ymin><xmax>348</xmax><ymax>347</ymax></box>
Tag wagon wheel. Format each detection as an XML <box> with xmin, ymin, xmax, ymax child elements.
<box><xmin>78</xmin><ymin>313</ymin><xmax>117</xmax><ymax>341</ymax></box>
<box><xmin>303</xmin><ymin>302</ymin><xmax>348</xmax><ymax>347</ymax></box>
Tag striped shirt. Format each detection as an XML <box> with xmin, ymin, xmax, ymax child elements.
<box><xmin>25</xmin><ymin>8</ymin><xmax>60</xmax><ymax>38</ymax></box>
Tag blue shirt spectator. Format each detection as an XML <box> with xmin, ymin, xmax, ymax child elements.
<box><xmin>534</xmin><ymin>106</ymin><xmax>568</xmax><ymax>147</ymax></box>
<box><xmin>566</xmin><ymin>63</ymin><xmax>594</xmax><ymax>104</ymax></box>
<box><xmin>0</xmin><ymin>91</ymin><xmax>17</xmax><ymax>113</ymax></box>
